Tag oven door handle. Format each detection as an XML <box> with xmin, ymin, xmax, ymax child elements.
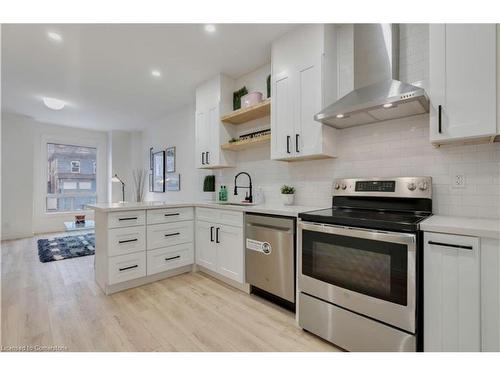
<box><xmin>299</xmin><ymin>221</ymin><xmax>416</xmax><ymax>245</ymax></box>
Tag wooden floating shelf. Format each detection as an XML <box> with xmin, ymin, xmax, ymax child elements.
<box><xmin>221</xmin><ymin>98</ymin><xmax>271</xmax><ymax>125</ymax></box>
<box><xmin>221</xmin><ymin>134</ymin><xmax>271</xmax><ymax>151</ymax></box>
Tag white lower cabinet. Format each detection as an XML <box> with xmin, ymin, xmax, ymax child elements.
<box><xmin>195</xmin><ymin>208</ymin><xmax>244</xmax><ymax>284</ymax></box>
<box><xmin>147</xmin><ymin>243</ymin><xmax>194</xmax><ymax>276</ymax></box>
<box><xmin>195</xmin><ymin>220</ymin><xmax>217</xmax><ymax>271</ymax></box>
<box><xmin>146</xmin><ymin>221</ymin><xmax>194</xmax><ymax>250</ymax></box>
<box><xmin>108</xmin><ymin>252</ymin><xmax>147</xmax><ymax>285</ymax></box>
<box><xmin>424</xmin><ymin>232</ymin><xmax>480</xmax><ymax>351</ymax></box>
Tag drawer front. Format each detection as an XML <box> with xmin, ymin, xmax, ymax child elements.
<box><xmin>147</xmin><ymin>221</ymin><xmax>194</xmax><ymax>250</ymax></box>
<box><xmin>108</xmin><ymin>210</ymin><xmax>146</xmax><ymax>229</ymax></box>
<box><xmin>147</xmin><ymin>207</ymin><xmax>194</xmax><ymax>225</ymax></box>
<box><xmin>147</xmin><ymin>243</ymin><xmax>194</xmax><ymax>276</ymax></box>
<box><xmin>108</xmin><ymin>252</ymin><xmax>146</xmax><ymax>285</ymax></box>
<box><xmin>196</xmin><ymin>207</ymin><xmax>243</xmax><ymax>227</ymax></box>
<box><xmin>108</xmin><ymin>226</ymin><xmax>146</xmax><ymax>257</ymax></box>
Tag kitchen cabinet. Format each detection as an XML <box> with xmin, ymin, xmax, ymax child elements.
<box><xmin>271</xmin><ymin>24</ymin><xmax>337</xmax><ymax>161</ymax></box>
<box><xmin>195</xmin><ymin>208</ymin><xmax>244</xmax><ymax>284</ymax></box>
<box><xmin>429</xmin><ymin>24</ymin><xmax>497</xmax><ymax>145</ymax></box>
<box><xmin>195</xmin><ymin>74</ymin><xmax>236</xmax><ymax>169</ymax></box>
<box><xmin>94</xmin><ymin>206</ymin><xmax>194</xmax><ymax>294</ymax></box>
<box><xmin>424</xmin><ymin>232</ymin><xmax>480</xmax><ymax>351</ymax></box>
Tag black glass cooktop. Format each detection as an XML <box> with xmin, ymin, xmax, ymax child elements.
<box><xmin>299</xmin><ymin>207</ymin><xmax>431</xmax><ymax>232</ymax></box>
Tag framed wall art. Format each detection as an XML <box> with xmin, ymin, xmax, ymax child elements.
<box><xmin>166</xmin><ymin>146</ymin><xmax>176</xmax><ymax>173</ymax></box>
<box><xmin>152</xmin><ymin>150</ymin><xmax>165</xmax><ymax>192</ymax></box>
<box><xmin>166</xmin><ymin>173</ymin><xmax>180</xmax><ymax>191</ymax></box>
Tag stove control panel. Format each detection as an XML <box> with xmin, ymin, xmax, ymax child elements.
<box><xmin>333</xmin><ymin>177</ymin><xmax>432</xmax><ymax>199</ymax></box>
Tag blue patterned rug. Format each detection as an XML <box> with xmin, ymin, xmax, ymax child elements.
<box><xmin>38</xmin><ymin>233</ymin><xmax>95</xmax><ymax>263</ymax></box>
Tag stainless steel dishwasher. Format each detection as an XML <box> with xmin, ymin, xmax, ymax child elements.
<box><xmin>245</xmin><ymin>213</ymin><xmax>295</xmax><ymax>308</ymax></box>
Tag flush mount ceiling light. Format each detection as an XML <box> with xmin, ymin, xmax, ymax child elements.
<box><xmin>43</xmin><ymin>97</ymin><xmax>66</xmax><ymax>110</ymax></box>
<box><xmin>204</xmin><ymin>24</ymin><xmax>216</xmax><ymax>33</ymax></box>
<box><xmin>47</xmin><ymin>31</ymin><xmax>62</xmax><ymax>42</ymax></box>
<box><xmin>336</xmin><ymin>114</ymin><xmax>345</xmax><ymax>119</ymax></box>
<box><xmin>383</xmin><ymin>103</ymin><xmax>394</xmax><ymax>108</ymax></box>
<box><xmin>151</xmin><ymin>69</ymin><xmax>162</xmax><ymax>78</ymax></box>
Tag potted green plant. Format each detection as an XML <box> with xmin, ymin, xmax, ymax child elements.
<box><xmin>280</xmin><ymin>185</ymin><xmax>295</xmax><ymax>206</ymax></box>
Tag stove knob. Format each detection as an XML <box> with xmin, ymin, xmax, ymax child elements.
<box><xmin>334</xmin><ymin>183</ymin><xmax>340</xmax><ymax>190</ymax></box>
<box><xmin>418</xmin><ymin>182</ymin><xmax>428</xmax><ymax>191</ymax></box>
<box><xmin>407</xmin><ymin>182</ymin><xmax>417</xmax><ymax>191</ymax></box>
<box><xmin>341</xmin><ymin>184</ymin><xmax>347</xmax><ymax>190</ymax></box>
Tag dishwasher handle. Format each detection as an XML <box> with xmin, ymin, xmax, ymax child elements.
<box><xmin>246</xmin><ymin>222</ymin><xmax>293</xmax><ymax>233</ymax></box>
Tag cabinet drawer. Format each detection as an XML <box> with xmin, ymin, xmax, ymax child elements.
<box><xmin>147</xmin><ymin>243</ymin><xmax>194</xmax><ymax>276</ymax></box>
<box><xmin>108</xmin><ymin>210</ymin><xmax>145</xmax><ymax>229</ymax></box>
<box><xmin>147</xmin><ymin>207</ymin><xmax>193</xmax><ymax>225</ymax></box>
<box><xmin>147</xmin><ymin>221</ymin><xmax>194</xmax><ymax>250</ymax></box>
<box><xmin>196</xmin><ymin>207</ymin><xmax>243</xmax><ymax>227</ymax></box>
<box><xmin>108</xmin><ymin>252</ymin><xmax>146</xmax><ymax>285</ymax></box>
<box><xmin>108</xmin><ymin>226</ymin><xmax>146</xmax><ymax>257</ymax></box>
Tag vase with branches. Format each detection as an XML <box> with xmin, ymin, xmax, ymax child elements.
<box><xmin>132</xmin><ymin>169</ymin><xmax>147</xmax><ymax>202</ymax></box>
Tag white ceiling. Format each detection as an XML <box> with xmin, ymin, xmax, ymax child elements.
<box><xmin>1</xmin><ymin>24</ymin><xmax>296</xmax><ymax>131</ymax></box>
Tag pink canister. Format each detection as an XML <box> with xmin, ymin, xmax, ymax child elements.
<box><xmin>241</xmin><ymin>92</ymin><xmax>263</xmax><ymax>108</ymax></box>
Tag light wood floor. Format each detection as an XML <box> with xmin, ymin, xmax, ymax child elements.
<box><xmin>1</xmin><ymin>232</ymin><xmax>338</xmax><ymax>352</ymax></box>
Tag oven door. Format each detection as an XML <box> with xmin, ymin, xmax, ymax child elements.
<box><xmin>298</xmin><ymin>220</ymin><xmax>416</xmax><ymax>333</ymax></box>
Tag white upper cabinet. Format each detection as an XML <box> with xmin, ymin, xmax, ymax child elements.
<box><xmin>195</xmin><ymin>74</ymin><xmax>235</xmax><ymax>169</ymax></box>
<box><xmin>429</xmin><ymin>24</ymin><xmax>497</xmax><ymax>145</ymax></box>
<box><xmin>271</xmin><ymin>24</ymin><xmax>337</xmax><ymax>161</ymax></box>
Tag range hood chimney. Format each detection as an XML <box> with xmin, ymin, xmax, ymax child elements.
<box><xmin>315</xmin><ymin>24</ymin><xmax>429</xmax><ymax>128</ymax></box>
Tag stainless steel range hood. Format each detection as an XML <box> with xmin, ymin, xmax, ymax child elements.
<box><xmin>315</xmin><ymin>24</ymin><xmax>429</xmax><ymax>128</ymax></box>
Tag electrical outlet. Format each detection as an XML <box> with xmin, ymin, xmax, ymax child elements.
<box><xmin>453</xmin><ymin>174</ymin><xmax>466</xmax><ymax>188</ymax></box>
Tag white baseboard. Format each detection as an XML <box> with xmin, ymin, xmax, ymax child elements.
<box><xmin>1</xmin><ymin>231</ymin><xmax>34</xmax><ymax>241</ymax></box>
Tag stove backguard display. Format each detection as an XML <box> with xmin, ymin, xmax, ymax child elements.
<box><xmin>355</xmin><ymin>180</ymin><xmax>396</xmax><ymax>192</ymax></box>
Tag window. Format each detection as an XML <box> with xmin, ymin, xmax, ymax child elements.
<box><xmin>46</xmin><ymin>143</ymin><xmax>97</xmax><ymax>212</ymax></box>
<box><xmin>71</xmin><ymin>160</ymin><xmax>81</xmax><ymax>173</ymax></box>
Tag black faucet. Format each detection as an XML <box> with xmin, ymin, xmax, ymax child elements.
<box><xmin>234</xmin><ymin>172</ymin><xmax>253</xmax><ymax>203</ymax></box>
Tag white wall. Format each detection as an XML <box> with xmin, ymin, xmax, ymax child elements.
<box><xmin>140</xmin><ymin>104</ymin><xmax>198</xmax><ymax>202</ymax></box>
<box><xmin>1</xmin><ymin>112</ymin><xmax>108</xmax><ymax>238</ymax></box>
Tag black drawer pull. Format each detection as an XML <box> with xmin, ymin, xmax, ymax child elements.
<box><xmin>164</xmin><ymin>232</ymin><xmax>180</xmax><ymax>237</ymax></box>
<box><xmin>165</xmin><ymin>255</ymin><xmax>181</xmax><ymax>261</ymax></box>
<box><xmin>210</xmin><ymin>226</ymin><xmax>214</xmax><ymax>242</ymax></box>
<box><xmin>119</xmin><ymin>265</ymin><xmax>138</xmax><ymax>271</ymax></box>
<box><xmin>118</xmin><ymin>238</ymin><xmax>138</xmax><ymax>244</ymax></box>
<box><xmin>295</xmin><ymin>134</ymin><xmax>300</xmax><ymax>153</ymax></box>
<box><xmin>286</xmin><ymin>135</ymin><xmax>291</xmax><ymax>154</ymax></box>
<box><xmin>164</xmin><ymin>213</ymin><xmax>180</xmax><ymax>217</ymax></box>
<box><xmin>428</xmin><ymin>241</ymin><xmax>473</xmax><ymax>250</ymax></box>
<box><xmin>118</xmin><ymin>217</ymin><xmax>138</xmax><ymax>221</ymax></box>
<box><xmin>202</xmin><ymin>152</ymin><xmax>205</xmax><ymax>165</ymax></box>
<box><xmin>216</xmin><ymin>227</ymin><xmax>220</xmax><ymax>244</ymax></box>
<box><xmin>438</xmin><ymin>105</ymin><xmax>442</xmax><ymax>134</ymax></box>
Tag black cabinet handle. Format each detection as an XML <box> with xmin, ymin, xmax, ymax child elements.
<box><xmin>119</xmin><ymin>264</ymin><xmax>138</xmax><ymax>271</ymax></box>
<box><xmin>210</xmin><ymin>226</ymin><xmax>214</xmax><ymax>242</ymax></box>
<box><xmin>164</xmin><ymin>232</ymin><xmax>180</xmax><ymax>237</ymax></box>
<box><xmin>164</xmin><ymin>213</ymin><xmax>180</xmax><ymax>217</ymax></box>
<box><xmin>165</xmin><ymin>255</ymin><xmax>181</xmax><ymax>261</ymax></box>
<box><xmin>428</xmin><ymin>241</ymin><xmax>473</xmax><ymax>250</ymax></box>
<box><xmin>286</xmin><ymin>136</ymin><xmax>291</xmax><ymax>154</ymax></box>
<box><xmin>202</xmin><ymin>152</ymin><xmax>205</xmax><ymax>165</ymax></box>
<box><xmin>118</xmin><ymin>238</ymin><xmax>138</xmax><ymax>244</ymax></box>
<box><xmin>206</xmin><ymin>151</ymin><xmax>210</xmax><ymax>164</ymax></box>
<box><xmin>295</xmin><ymin>134</ymin><xmax>300</xmax><ymax>153</ymax></box>
<box><xmin>119</xmin><ymin>217</ymin><xmax>138</xmax><ymax>221</ymax></box>
<box><xmin>438</xmin><ymin>105</ymin><xmax>442</xmax><ymax>134</ymax></box>
<box><xmin>216</xmin><ymin>227</ymin><xmax>220</xmax><ymax>243</ymax></box>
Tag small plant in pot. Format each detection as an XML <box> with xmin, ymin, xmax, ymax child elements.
<box><xmin>280</xmin><ymin>185</ymin><xmax>295</xmax><ymax>206</ymax></box>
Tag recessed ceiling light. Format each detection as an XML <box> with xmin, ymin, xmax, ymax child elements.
<box><xmin>383</xmin><ymin>103</ymin><xmax>393</xmax><ymax>108</ymax></box>
<box><xmin>204</xmin><ymin>24</ymin><xmax>216</xmax><ymax>33</ymax></box>
<box><xmin>336</xmin><ymin>114</ymin><xmax>344</xmax><ymax>119</ymax></box>
<box><xmin>151</xmin><ymin>69</ymin><xmax>161</xmax><ymax>78</ymax></box>
<box><xmin>43</xmin><ymin>97</ymin><xmax>66</xmax><ymax>110</ymax></box>
<box><xmin>47</xmin><ymin>31</ymin><xmax>62</xmax><ymax>42</ymax></box>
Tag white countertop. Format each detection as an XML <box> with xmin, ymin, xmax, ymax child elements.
<box><xmin>420</xmin><ymin>215</ymin><xmax>500</xmax><ymax>239</ymax></box>
<box><xmin>87</xmin><ymin>201</ymin><xmax>326</xmax><ymax>217</ymax></box>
